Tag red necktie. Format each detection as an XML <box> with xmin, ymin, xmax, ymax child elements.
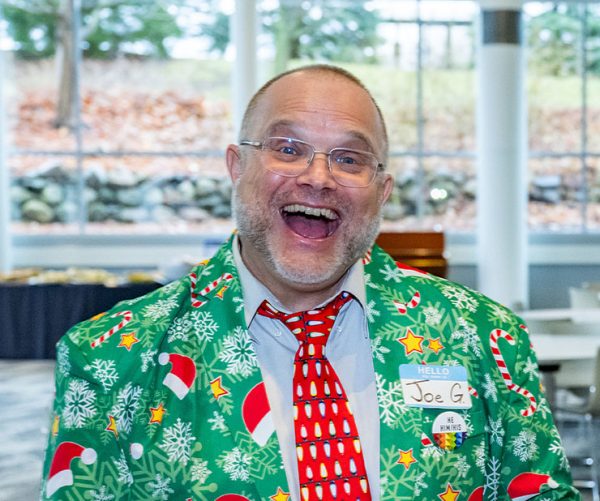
<box><xmin>258</xmin><ymin>292</ymin><xmax>371</xmax><ymax>501</ymax></box>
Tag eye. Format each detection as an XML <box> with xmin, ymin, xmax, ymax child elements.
<box><xmin>279</xmin><ymin>145</ymin><xmax>299</xmax><ymax>156</ymax></box>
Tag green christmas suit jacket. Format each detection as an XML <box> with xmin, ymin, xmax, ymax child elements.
<box><xmin>42</xmin><ymin>236</ymin><xmax>579</xmax><ymax>500</ymax></box>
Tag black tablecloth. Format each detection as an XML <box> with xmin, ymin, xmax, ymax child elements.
<box><xmin>0</xmin><ymin>283</ymin><xmax>160</xmax><ymax>359</ymax></box>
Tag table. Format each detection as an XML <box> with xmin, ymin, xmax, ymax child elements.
<box><xmin>521</xmin><ymin>308</ymin><xmax>600</xmax><ymax>323</ymax></box>
<box><xmin>0</xmin><ymin>282</ymin><xmax>160</xmax><ymax>359</ymax></box>
<box><xmin>530</xmin><ymin>333</ymin><xmax>600</xmax><ymax>409</ymax></box>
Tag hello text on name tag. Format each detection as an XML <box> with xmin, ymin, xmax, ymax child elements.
<box><xmin>399</xmin><ymin>364</ymin><xmax>472</xmax><ymax>409</ymax></box>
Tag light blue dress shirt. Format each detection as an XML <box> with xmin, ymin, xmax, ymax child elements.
<box><xmin>232</xmin><ymin>237</ymin><xmax>380</xmax><ymax>500</ymax></box>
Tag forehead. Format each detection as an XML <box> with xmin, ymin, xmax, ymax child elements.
<box><xmin>248</xmin><ymin>72</ymin><xmax>385</xmax><ymax>151</ymax></box>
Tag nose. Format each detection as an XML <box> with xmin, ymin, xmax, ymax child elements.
<box><xmin>295</xmin><ymin>152</ymin><xmax>338</xmax><ymax>190</ymax></box>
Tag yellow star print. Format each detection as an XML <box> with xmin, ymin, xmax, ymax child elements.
<box><xmin>398</xmin><ymin>328</ymin><xmax>424</xmax><ymax>355</ymax></box>
<box><xmin>149</xmin><ymin>403</ymin><xmax>166</xmax><ymax>424</ymax></box>
<box><xmin>210</xmin><ymin>376</ymin><xmax>229</xmax><ymax>400</ymax></box>
<box><xmin>106</xmin><ymin>415</ymin><xmax>119</xmax><ymax>437</ymax></box>
<box><xmin>118</xmin><ymin>332</ymin><xmax>139</xmax><ymax>351</ymax></box>
<box><xmin>215</xmin><ymin>285</ymin><xmax>229</xmax><ymax>299</ymax></box>
<box><xmin>397</xmin><ymin>449</ymin><xmax>417</xmax><ymax>470</ymax></box>
<box><xmin>270</xmin><ymin>487</ymin><xmax>291</xmax><ymax>501</ymax></box>
<box><xmin>428</xmin><ymin>337</ymin><xmax>444</xmax><ymax>354</ymax></box>
<box><xmin>438</xmin><ymin>483</ymin><xmax>460</xmax><ymax>501</ymax></box>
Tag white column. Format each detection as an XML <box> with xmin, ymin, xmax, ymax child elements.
<box><xmin>232</xmin><ymin>0</ymin><xmax>258</xmax><ymax>138</ymax></box>
<box><xmin>476</xmin><ymin>0</ymin><xmax>528</xmax><ymax>310</ymax></box>
<box><xmin>0</xmin><ymin>47</ymin><xmax>12</xmax><ymax>273</ymax></box>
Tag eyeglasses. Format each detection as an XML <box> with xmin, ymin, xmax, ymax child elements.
<box><xmin>239</xmin><ymin>136</ymin><xmax>384</xmax><ymax>188</ymax></box>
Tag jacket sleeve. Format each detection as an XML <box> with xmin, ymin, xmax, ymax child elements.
<box><xmin>494</xmin><ymin>321</ymin><xmax>581</xmax><ymax>500</ymax></box>
<box><xmin>41</xmin><ymin>334</ymin><xmax>131</xmax><ymax>500</ymax></box>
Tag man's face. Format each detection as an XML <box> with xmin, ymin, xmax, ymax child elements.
<box><xmin>227</xmin><ymin>71</ymin><xmax>393</xmax><ymax>293</ymax></box>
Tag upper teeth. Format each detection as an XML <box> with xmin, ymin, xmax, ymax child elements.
<box><xmin>283</xmin><ymin>204</ymin><xmax>337</xmax><ymax>220</ymax></box>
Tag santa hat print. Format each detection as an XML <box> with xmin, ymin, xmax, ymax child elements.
<box><xmin>46</xmin><ymin>441</ymin><xmax>97</xmax><ymax>497</ymax></box>
<box><xmin>242</xmin><ymin>382</ymin><xmax>274</xmax><ymax>447</ymax></box>
<box><xmin>215</xmin><ymin>495</ymin><xmax>252</xmax><ymax>501</ymax></box>
<box><xmin>159</xmin><ymin>352</ymin><xmax>196</xmax><ymax>399</ymax></box>
<box><xmin>467</xmin><ymin>486</ymin><xmax>484</xmax><ymax>501</ymax></box>
<box><xmin>396</xmin><ymin>262</ymin><xmax>430</xmax><ymax>278</ymax></box>
<box><xmin>507</xmin><ymin>472</ymin><xmax>558</xmax><ymax>500</ymax></box>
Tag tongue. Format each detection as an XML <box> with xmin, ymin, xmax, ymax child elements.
<box><xmin>284</xmin><ymin>213</ymin><xmax>332</xmax><ymax>239</ymax></box>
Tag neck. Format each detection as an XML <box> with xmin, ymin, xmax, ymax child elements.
<box><xmin>238</xmin><ymin>242</ymin><xmax>348</xmax><ymax>312</ymax></box>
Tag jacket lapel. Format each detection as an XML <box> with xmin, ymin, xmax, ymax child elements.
<box><xmin>190</xmin><ymin>238</ymin><xmax>290</xmax><ymax>499</ymax></box>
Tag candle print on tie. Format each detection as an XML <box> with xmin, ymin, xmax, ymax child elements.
<box><xmin>258</xmin><ymin>292</ymin><xmax>371</xmax><ymax>501</ymax></box>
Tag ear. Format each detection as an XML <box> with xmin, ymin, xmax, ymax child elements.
<box><xmin>226</xmin><ymin>144</ymin><xmax>242</xmax><ymax>182</ymax></box>
<box><xmin>380</xmin><ymin>172</ymin><xmax>394</xmax><ymax>205</ymax></box>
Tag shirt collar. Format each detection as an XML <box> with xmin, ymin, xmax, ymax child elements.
<box><xmin>232</xmin><ymin>234</ymin><xmax>367</xmax><ymax>326</ymax></box>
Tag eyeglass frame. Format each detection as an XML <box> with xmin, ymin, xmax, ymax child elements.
<box><xmin>239</xmin><ymin>136</ymin><xmax>385</xmax><ymax>188</ymax></box>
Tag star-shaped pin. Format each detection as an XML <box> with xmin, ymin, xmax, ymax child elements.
<box><xmin>149</xmin><ymin>403</ymin><xmax>166</xmax><ymax>424</ymax></box>
<box><xmin>398</xmin><ymin>328</ymin><xmax>424</xmax><ymax>355</ymax></box>
<box><xmin>210</xmin><ymin>376</ymin><xmax>229</xmax><ymax>400</ymax></box>
<box><xmin>118</xmin><ymin>332</ymin><xmax>139</xmax><ymax>351</ymax></box>
<box><xmin>106</xmin><ymin>415</ymin><xmax>119</xmax><ymax>437</ymax></box>
<box><xmin>428</xmin><ymin>337</ymin><xmax>444</xmax><ymax>354</ymax></box>
<box><xmin>270</xmin><ymin>487</ymin><xmax>291</xmax><ymax>501</ymax></box>
<box><xmin>438</xmin><ymin>483</ymin><xmax>460</xmax><ymax>501</ymax></box>
<box><xmin>397</xmin><ymin>448</ymin><xmax>417</xmax><ymax>470</ymax></box>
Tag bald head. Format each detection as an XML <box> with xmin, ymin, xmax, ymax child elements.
<box><xmin>239</xmin><ymin>64</ymin><xmax>389</xmax><ymax>163</ymax></box>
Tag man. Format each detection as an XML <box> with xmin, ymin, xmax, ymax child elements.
<box><xmin>42</xmin><ymin>65</ymin><xmax>578</xmax><ymax>500</ymax></box>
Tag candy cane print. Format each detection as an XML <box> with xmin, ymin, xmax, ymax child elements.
<box><xmin>490</xmin><ymin>329</ymin><xmax>537</xmax><ymax>417</ymax></box>
<box><xmin>393</xmin><ymin>291</ymin><xmax>421</xmax><ymax>315</ymax></box>
<box><xmin>362</xmin><ymin>249</ymin><xmax>372</xmax><ymax>265</ymax></box>
<box><xmin>90</xmin><ymin>311</ymin><xmax>133</xmax><ymax>348</ymax></box>
<box><xmin>468</xmin><ymin>386</ymin><xmax>479</xmax><ymax>398</ymax></box>
<box><xmin>190</xmin><ymin>272</ymin><xmax>234</xmax><ymax>308</ymax></box>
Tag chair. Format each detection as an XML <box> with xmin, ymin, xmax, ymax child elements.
<box><xmin>556</xmin><ymin>347</ymin><xmax>600</xmax><ymax>501</ymax></box>
<box><xmin>375</xmin><ymin>232</ymin><xmax>447</xmax><ymax>278</ymax></box>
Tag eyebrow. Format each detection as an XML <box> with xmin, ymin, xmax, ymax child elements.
<box><xmin>262</xmin><ymin>119</ymin><xmax>378</xmax><ymax>153</ymax></box>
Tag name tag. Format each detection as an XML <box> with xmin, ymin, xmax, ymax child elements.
<box><xmin>399</xmin><ymin>364</ymin><xmax>472</xmax><ymax>409</ymax></box>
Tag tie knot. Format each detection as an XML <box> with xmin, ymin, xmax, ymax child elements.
<box><xmin>257</xmin><ymin>292</ymin><xmax>353</xmax><ymax>345</ymax></box>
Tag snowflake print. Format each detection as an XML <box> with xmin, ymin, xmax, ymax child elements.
<box><xmin>142</xmin><ymin>298</ymin><xmax>178</xmax><ymax>321</ymax></box>
<box><xmin>375</xmin><ymin>373</ymin><xmax>407</xmax><ymax>428</ymax></box>
<box><xmin>63</xmin><ymin>379</ymin><xmax>97</xmax><ymax>428</ymax></box>
<box><xmin>113</xmin><ymin>450</ymin><xmax>133</xmax><ymax>485</ymax></box>
<box><xmin>522</xmin><ymin>357</ymin><xmax>539</xmax><ymax>381</ymax></box>
<box><xmin>440</xmin><ymin>284</ymin><xmax>479</xmax><ymax>313</ymax></box>
<box><xmin>486</xmin><ymin>417</ymin><xmax>505</xmax><ymax>446</ymax></box>
<box><xmin>422</xmin><ymin>306</ymin><xmax>442</xmax><ymax>325</ymax></box>
<box><xmin>208</xmin><ymin>410</ymin><xmax>227</xmax><ymax>432</ymax></box>
<box><xmin>56</xmin><ymin>342</ymin><xmax>71</xmax><ymax>377</ymax></box>
<box><xmin>455</xmin><ymin>455</ymin><xmax>471</xmax><ymax>478</ymax></box>
<box><xmin>220</xmin><ymin>447</ymin><xmax>251</xmax><ymax>482</ymax></box>
<box><xmin>88</xmin><ymin>486</ymin><xmax>115</xmax><ymax>501</ymax></box>
<box><xmin>191</xmin><ymin>310</ymin><xmax>219</xmax><ymax>342</ymax></box>
<box><xmin>191</xmin><ymin>458</ymin><xmax>212</xmax><ymax>483</ymax></box>
<box><xmin>421</xmin><ymin>444</ymin><xmax>444</xmax><ymax>460</ymax></box>
<box><xmin>487</xmin><ymin>302</ymin><xmax>513</xmax><ymax>324</ymax></box>
<box><xmin>363</xmin><ymin>272</ymin><xmax>379</xmax><ymax>290</ymax></box>
<box><xmin>510</xmin><ymin>429</ymin><xmax>539</xmax><ymax>462</ymax></box>
<box><xmin>160</xmin><ymin>418</ymin><xmax>195</xmax><ymax>464</ymax></box>
<box><xmin>485</xmin><ymin>457</ymin><xmax>501</xmax><ymax>501</ymax></box>
<box><xmin>218</xmin><ymin>326</ymin><xmax>258</xmax><ymax>377</ymax></box>
<box><xmin>232</xmin><ymin>296</ymin><xmax>245</xmax><ymax>314</ymax></box>
<box><xmin>450</xmin><ymin>317</ymin><xmax>482</xmax><ymax>357</ymax></box>
<box><xmin>381</xmin><ymin>263</ymin><xmax>403</xmax><ymax>282</ymax></box>
<box><xmin>365</xmin><ymin>299</ymin><xmax>380</xmax><ymax>323</ymax></box>
<box><xmin>111</xmin><ymin>382</ymin><xmax>142</xmax><ymax>434</ymax></box>
<box><xmin>161</xmin><ymin>280</ymin><xmax>181</xmax><ymax>294</ymax></box>
<box><xmin>482</xmin><ymin>374</ymin><xmax>498</xmax><ymax>403</ymax></box>
<box><xmin>413</xmin><ymin>471</ymin><xmax>428</xmax><ymax>496</ymax></box>
<box><xmin>475</xmin><ymin>441</ymin><xmax>486</xmax><ymax>473</ymax></box>
<box><xmin>140</xmin><ymin>349</ymin><xmax>157</xmax><ymax>373</ymax></box>
<box><xmin>147</xmin><ymin>474</ymin><xmax>174</xmax><ymax>500</ymax></box>
<box><xmin>85</xmin><ymin>359</ymin><xmax>119</xmax><ymax>392</ymax></box>
<box><xmin>370</xmin><ymin>336</ymin><xmax>391</xmax><ymax>363</ymax></box>
<box><xmin>549</xmin><ymin>438</ymin><xmax>569</xmax><ymax>470</ymax></box>
<box><xmin>166</xmin><ymin>314</ymin><xmax>193</xmax><ymax>342</ymax></box>
<box><xmin>442</xmin><ymin>359</ymin><xmax>460</xmax><ymax>366</ymax></box>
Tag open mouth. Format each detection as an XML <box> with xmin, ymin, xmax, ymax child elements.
<box><xmin>281</xmin><ymin>204</ymin><xmax>340</xmax><ymax>239</ymax></box>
